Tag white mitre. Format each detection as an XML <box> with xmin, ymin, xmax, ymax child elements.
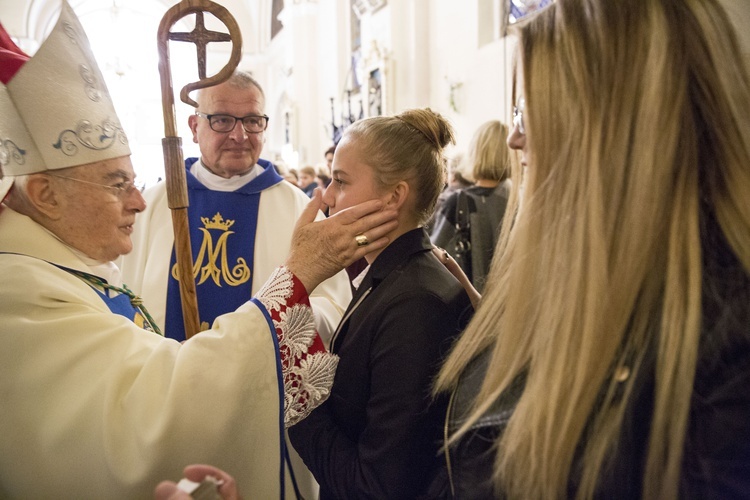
<box><xmin>0</xmin><ymin>0</ymin><xmax>130</xmax><ymax>200</ymax></box>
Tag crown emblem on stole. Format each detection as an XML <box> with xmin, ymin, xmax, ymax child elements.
<box><xmin>201</xmin><ymin>213</ymin><xmax>235</xmax><ymax>231</ymax></box>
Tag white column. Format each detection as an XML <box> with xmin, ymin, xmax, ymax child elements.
<box><xmin>389</xmin><ymin>0</ymin><xmax>430</xmax><ymax>111</ymax></box>
<box><xmin>279</xmin><ymin>0</ymin><xmax>322</xmax><ymax>165</ymax></box>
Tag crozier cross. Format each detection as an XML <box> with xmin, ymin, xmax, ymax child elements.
<box><xmin>157</xmin><ymin>0</ymin><xmax>243</xmax><ymax>339</ymax></box>
<box><xmin>169</xmin><ymin>11</ymin><xmax>231</xmax><ymax>79</ymax></box>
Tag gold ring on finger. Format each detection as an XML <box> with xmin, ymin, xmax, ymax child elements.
<box><xmin>355</xmin><ymin>234</ymin><xmax>369</xmax><ymax>247</ymax></box>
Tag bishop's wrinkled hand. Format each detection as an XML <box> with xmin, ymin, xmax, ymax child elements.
<box><xmin>286</xmin><ymin>189</ymin><xmax>398</xmax><ymax>293</ymax></box>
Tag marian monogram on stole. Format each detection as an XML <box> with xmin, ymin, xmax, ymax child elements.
<box><xmin>170</xmin><ymin>212</ymin><xmax>251</xmax><ymax>286</ymax></box>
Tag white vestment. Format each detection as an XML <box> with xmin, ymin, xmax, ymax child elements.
<box><xmin>0</xmin><ymin>206</ymin><xmax>336</xmax><ymax>499</ymax></box>
<box><xmin>120</xmin><ymin>162</ymin><xmax>351</xmax><ymax>498</ymax></box>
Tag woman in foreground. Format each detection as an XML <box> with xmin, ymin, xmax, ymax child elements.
<box><xmin>435</xmin><ymin>0</ymin><xmax>750</xmax><ymax>498</ymax></box>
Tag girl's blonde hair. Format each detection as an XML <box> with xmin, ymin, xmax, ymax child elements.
<box><xmin>436</xmin><ymin>0</ymin><xmax>750</xmax><ymax>499</ymax></box>
<box><xmin>344</xmin><ymin>108</ymin><xmax>455</xmax><ymax>225</ymax></box>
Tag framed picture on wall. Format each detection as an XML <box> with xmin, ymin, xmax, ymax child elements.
<box><xmin>368</xmin><ymin>68</ymin><xmax>383</xmax><ymax>117</ymax></box>
<box><xmin>363</xmin><ymin>40</ymin><xmax>389</xmax><ymax>118</ymax></box>
<box><xmin>352</xmin><ymin>0</ymin><xmax>387</xmax><ymax>18</ymax></box>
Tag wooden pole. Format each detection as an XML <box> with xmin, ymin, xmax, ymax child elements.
<box><xmin>156</xmin><ymin>0</ymin><xmax>243</xmax><ymax>339</ymax></box>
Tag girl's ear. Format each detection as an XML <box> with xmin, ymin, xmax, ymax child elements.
<box><xmin>384</xmin><ymin>180</ymin><xmax>410</xmax><ymax>211</ymax></box>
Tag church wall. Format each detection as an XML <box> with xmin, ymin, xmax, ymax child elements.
<box><xmin>387</xmin><ymin>0</ymin><xmax>431</xmax><ymax>112</ymax></box>
<box><xmin>262</xmin><ymin>0</ymin><xmax>350</xmax><ymax>170</ymax></box>
<box><xmin>427</xmin><ymin>0</ymin><xmax>515</xmax><ymax>160</ymax></box>
<box><xmin>4</xmin><ymin>0</ymin><xmax>748</xmax><ymax>184</ymax></box>
<box><xmin>254</xmin><ymin>35</ymin><xmax>287</xmax><ymax>164</ymax></box>
<box><xmin>262</xmin><ymin>0</ymin><xmax>512</xmax><ymax>170</ymax></box>
<box><xmin>321</xmin><ymin>0</ymin><xmax>515</xmax><ymax>163</ymax></box>
<box><xmin>315</xmin><ymin>0</ymin><xmax>346</xmax><ymax>156</ymax></box>
<box><xmin>243</xmin><ymin>0</ymin><xmax>750</xmax><ymax>177</ymax></box>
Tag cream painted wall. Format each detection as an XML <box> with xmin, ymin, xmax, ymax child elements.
<box><xmin>302</xmin><ymin>0</ymin><xmax>516</xmax><ymax>163</ymax></box>
<box><xmin>255</xmin><ymin>0</ymin><xmax>749</xmax><ymax>166</ymax></box>
<box><xmin>428</xmin><ymin>0</ymin><xmax>516</xmax><ymax>159</ymax></box>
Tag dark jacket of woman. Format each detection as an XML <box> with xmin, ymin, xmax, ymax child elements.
<box><xmin>430</xmin><ymin>181</ymin><xmax>510</xmax><ymax>293</ymax></box>
<box><xmin>289</xmin><ymin>228</ymin><xmax>473</xmax><ymax>499</ymax></box>
<box><xmin>438</xmin><ymin>214</ymin><xmax>750</xmax><ymax>499</ymax></box>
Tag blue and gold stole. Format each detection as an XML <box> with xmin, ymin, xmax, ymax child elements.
<box><xmin>62</xmin><ymin>267</ymin><xmax>162</xmax><ymax>335</ymax></box>
<box><xmin>0</xmin><ymin>252</ymin><xmax>161</xmax><ymax>334</ymax></box>
<box><xmin>165</xmin><ymin>158</ymin><xmax>283</xmax><ymax>341</ymax></box>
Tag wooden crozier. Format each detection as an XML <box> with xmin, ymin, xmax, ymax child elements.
<box><xmin>156</xmin><ymin>0</ymin><xmax>243</xmax><ymax>339</ymax></box>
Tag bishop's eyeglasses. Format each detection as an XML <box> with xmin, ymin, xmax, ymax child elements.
<box><xmin>47</xmin><ymin>174</ymin><xmax>139</xmax><ymax>199</ymax></box>
<box><xmin>196</xmin><ymin>111</ymin><xmax>270</xmax><ymax>134</ymax></box>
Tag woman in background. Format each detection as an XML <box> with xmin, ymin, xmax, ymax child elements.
<box><xmin>435</xmin><ymin>0</ymin><xmax>750</xmax><ymax>498</ymax></box>
<box><xmin>430</xmin><ymin>120</ymin><xmax>512</xmax><ymax>292</ymax></box>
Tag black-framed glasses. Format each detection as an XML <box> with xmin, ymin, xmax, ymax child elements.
<box><xmin>48</xmin><ymin>174</ymin><xmax>139</xmax><ymax>199</ymax></box>
<box><xmin>196</xmin><ymin>111</ymin><xmax>269</xmax><ymax>133</ymax></box>
<box><xmin>513</xmin><ymin>97</ymin><xmax>526</xmax><ymax>135</ymax></box>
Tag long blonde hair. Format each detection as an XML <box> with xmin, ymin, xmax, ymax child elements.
<box><xmin>436</xmin><ymin>0</ymin><xmax>750</xmax><ymax>498</ymax></box>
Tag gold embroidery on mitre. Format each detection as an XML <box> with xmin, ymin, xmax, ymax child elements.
<box><xmin>171</xmin><ymin>212</ymin><xmax>251</xmax><ymax>287</ymax></box>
